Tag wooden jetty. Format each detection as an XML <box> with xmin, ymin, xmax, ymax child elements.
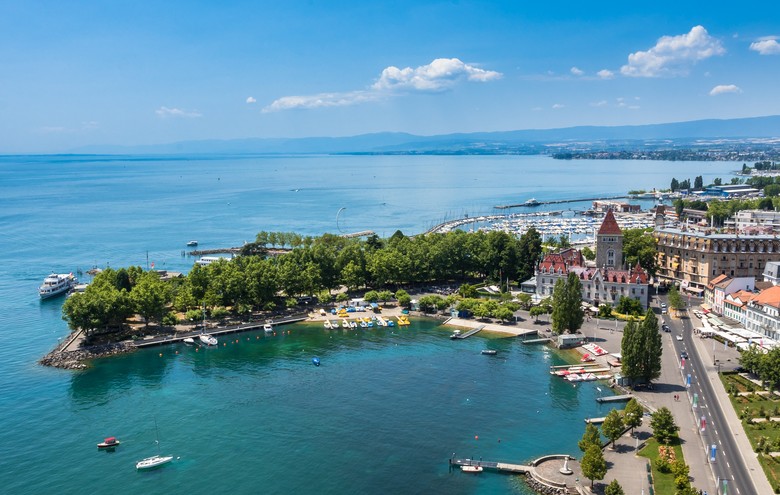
<box><xmin>451</xmin><ymin>325</ymin><xmax>485</xmax><ymax>339</ymax></box>
<box><xmin>494</xmin><ymin>195</ymin><xmax>629</xmax><ymax>210</ymax></box>
<box><xmin>450</xmin><ymin>458</ymin><xmax>531</xmax><ymax>474</ymax></box>
<box><xmin>522</xmin><ymin>337</ymin><xmax>552</xmax><ymax>345</ymax></box>
<box><xmin>596</xmin><ymin>394</ymin><xmax>633</xmax><ymax>403</ymax></box>
<box><xmin>132</xmin><ymin>314</ymin><xmax>308</xmax><ymax>348</ymax></box>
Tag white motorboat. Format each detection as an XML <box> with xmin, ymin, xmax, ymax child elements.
<box><xmin>186</xmin><ymin>240</ymin><xmax>198</xmax><ymax>247</ymax></box>
<box><xmin>39</xmin><ymin>272</ymin><xmax>77</xmax><ymax>299</ymax></box>
<box><xmin>136</xmin><ymin>454</ymin><xmax>173</xmax><ymax>470</ymax></box>
<box><xmin>264</xmin><ymin>323</ymin><xmax>273</xmax><ymax>333</ymax></box>
<box><xmin>199</xmin><ymin>334</ymin><xmax>218</xmax><ymax>346</ymax></box>
<box><xmin>183</xmin><ymin>337</ymin><xmax>195</xmax><ymax>345</ymax></box>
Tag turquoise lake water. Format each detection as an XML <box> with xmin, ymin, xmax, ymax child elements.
<box><xmin>0</xmin><ymin>154</ymin><xmax>740</xmax><ymax>494</ymax></box>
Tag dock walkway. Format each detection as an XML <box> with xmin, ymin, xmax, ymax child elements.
<box><xmin>596</xmin><ymin>394</ymin><xmax>634</xmax><ymax>403</ymax></box>
<box><xmin>451</xmin><ymin>325</ymin><xmax>485</xmax><ymax>339</ymax></box>
<box><xmin>132</xmin><ymin>314</ymin><xmax>308</xmax><ymax>348</ymax></box>
<box><xmin>450</xmin><ymin>458</ymin><xmax>531</xmax><ymax>474</ymax></box>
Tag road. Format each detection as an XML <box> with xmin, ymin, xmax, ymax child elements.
<box><xmin>660</xmin><ymin>296</ymin><xmax>757</xmax><ymax>495</ymax></box>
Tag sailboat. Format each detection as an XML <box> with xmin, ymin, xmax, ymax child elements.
<box><xmin>136</xmin><ymin>418</ymin><xmax>173</xmax><ymax>470</ymax></box>
<box><xmin>198</xmin><ymin>305</ymin><xmax>218</xmax><ymax>346</ymax></box>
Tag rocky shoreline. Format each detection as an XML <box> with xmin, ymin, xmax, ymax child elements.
<box><xmin>39</xmin><ymin>342</ymin><xmax>135</xmax><ymax>370</ymax></box>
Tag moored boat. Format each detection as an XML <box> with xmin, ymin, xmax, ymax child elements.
<box><xmin>186</xmin><ymin>240</ymin><xmax>198</xmax><ymax>246</ymax></box>
<box><xmin>136</xmin><ymin>454</ymin><xmax>173</xmax><ymax>470</ymax></box>
<box><xmin>39</xmin><ymin>272</ymin><xmax>77</xmax><ymax>299</ymax></box>
<box><xmin>481</xmin><ymin>350</ymin><xmax>497</xmax><ymax>355</ymax></box>
<box><xmin>264</xmin><ymin>323</ymin><xmax>273</xmax><ymax>333</ymax></box>
<box><xmin>460</xmin><ymin>465</ymin><xmax>483</xmax><ymax>473</ymax></box>
<box><xmin>199</xmin><ymin>334</ymin><xmax>218</xmax><ymax>346</ymax></box>
<box><xmin>312</xmin><ymin>356</ymin><xmax>320</xmax><ymax>366</ymax></box>
<box><xmin>183</xmin><ymin>337</ymin><xmax>195</xmax><ymax>345</ymax></box>
<box><xmin>97</xmin><ymin>437</ymin><xmax>120</xmax><ymax>449</ymax></box>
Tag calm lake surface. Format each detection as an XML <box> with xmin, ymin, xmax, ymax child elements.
<box><xmin>0</xmin><ymin>154</ymin><xmax>739</xmax><ymax>494</ymax></box>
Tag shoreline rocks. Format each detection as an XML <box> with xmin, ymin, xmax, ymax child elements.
<box><xmin>39</xmin><ymin>342</ymin><xmax>135</xmax><ymax>370</ymax></box>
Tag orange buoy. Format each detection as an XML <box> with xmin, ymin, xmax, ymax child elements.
<box><xmin>159</xmin><ymin>353</ymin><xmax>162</xmax><ymax>357</ymax></box>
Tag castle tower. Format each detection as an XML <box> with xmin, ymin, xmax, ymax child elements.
<box><xmin>654</xmin><ymin>204</ymin><xmax>666</xmax><ymax>230</ymax></box>
<box><xmin>596</xmin><ymin>209</ymin><xmax>623</xmax><ymax>269</ymax></box>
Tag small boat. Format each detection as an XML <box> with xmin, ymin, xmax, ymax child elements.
<box><xmin>264</xmin><ymin>323</ymin><xmax>273</xmax><ymax>333</ymax></box>
<box><xmin>136</xmin><ymin>418</ymin><xmax>173</xmax><ymax>470</ymax></box>
<box><xmin>39</xmin><ymin>272</ymin><xmax>77</xmax><ymax>299</ymax></box>
<box><xmin>199</xmin><ymin>334</ymin><xmax>218</xmax><ymax>346</ymax></box>
<box><xmin>312</xmin><ymin>356</ymin><xmax>320</xmax><ymax>367</ymax></box>
<box><xmin>481</xmin><ymin>350</ymin><xmax>497</xmax><ymax>355</ymax></box>
<box><xmin>461</xmin><ymin>465</ymin><xmax>483</xmax><ymax>473</ymax></box>
<box><xmin>450</xmin><ymin>330</ymin><xmax>462</xmax><ymax>339</ymax></box>
<box><xmin>97</xmin><ymin>437</ymin><xmax>120</xmax><ymax>449</ymax></box>
<box><xmin>359</xmin><ymin>321</ymin><xmax>368</xmax><ymax>328</ymax></box>
<box><xmin>183</xmin><ymin>337</ymin><xmax>195</xmax><ymax>345</ymax></box>
<box><xmin>186</xmin><ymin>240</ymin><xmax>198</xmax><ymax>247</ymax></box>
<box><xmin>523</xmin><ymin>198</ymin><xmax>541</xmax><ymax>206</ymax></box>
<box><xmin>324</xmin><ymin>321</ymin><xmax>332</xmax><ymax>329</ymax></box>
<box><xmin>136</xmin><ymin>454</ymin><xmax>174</xmax><ymax>470</ymax></box>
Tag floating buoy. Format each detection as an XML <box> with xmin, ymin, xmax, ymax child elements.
<box><xmin>195</xmin><ymin>348</ymin><xmax>199</xmax><ymax>352</ymax></box>
<box><xmin>475</xmin><ymin>435</ymin><xmax>479</xmax><ymax>440</ymax></box>
<box><xmin>223</xmin><ymin>343</ymin><xmax>226</xmax><ymax>346</ymax></box>
<box><xmin>159</xmin><ymin>353</ymin><xmax>162</xmax><ymax>357</ymax></box>
<box><xmin>175</xmin><ymin>351</ymin><xmax>178</xmax><ymax>355</ymax></box>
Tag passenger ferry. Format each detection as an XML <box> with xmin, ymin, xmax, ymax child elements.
<box><xmin>39</xmin><ymin>273</ymin><xmax>77</xmax><ymax>299</ymax></box>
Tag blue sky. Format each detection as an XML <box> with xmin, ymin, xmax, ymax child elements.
<box><xmin>1</xmin><ymin>1</ymin><xmax>779</xmax><ymax>152</ymax></box>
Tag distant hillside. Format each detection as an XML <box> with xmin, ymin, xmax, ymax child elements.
<box><xmin>71</xmin><ymin>115</ymin><xmax>780</xmax><ymax>155</ymax></box>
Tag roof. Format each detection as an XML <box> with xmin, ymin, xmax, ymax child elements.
<box><xmin>597</xmin><ymin>210</ymin><xmax>622</xmax><ymax>235</ymax></box>
<box><xmin>707</xmin><ymin>274</ymin><xmax>729</xmax><ymax>290</ymax></box>
<box><xmin>749</xmin><ymin>286</ymin><xmax>780</xmax><ymax>310</ymax></box>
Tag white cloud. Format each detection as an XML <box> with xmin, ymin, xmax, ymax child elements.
<box><xmin>263</xmin><ymin>91</ymin><xmax>380</xmax><ymax>112</ymax></box>
<box><xmin>246</xmin><ymin>96</ymin><xmax>257</xmax><ymax>104</ymax></box>
<box><xmin>371</xmin><ymin>58</ymin><xmax>501</xmax><ymax>92</ymax></box>
<box><xmin>155</xmin><ymin>106</ymin><xmax>202</xmax><ymax>118</ymax></box>
<box><xmin>570</xmin><ymin>67</ymin><xmax>584</xmax><ymax>76</ymax></box>
<box><xmin>597</xmin><ymin>69</ymin><xmax>614</xmax><ymax>79</ymax></box>
<box><xmin>590</xmin><ymin>100</ymin><xmax>608</xmax><ymax>107</ymax></box>
<box><xmin>709</xmin><ymin>84</ymin><xmax>742</xmax><ymax>96</ymax></box>
<box><xmin>750</xmin><ymin>38</ymin><xmax>780</xmax><ymax>55</ymax></box>
<box><xmin>552</xmin><ymin>103</ymin><xmax>565</xmax><ymax>109</ymax></box>
<box><xmin>620</xmin><ymin>25</ymin><xmax>725</xmax><ymax>77</ymax></box>
<box><xmin>264</xmin><ymin>57</ymin><xmax>501</xmax><ymax>112</ymax></box>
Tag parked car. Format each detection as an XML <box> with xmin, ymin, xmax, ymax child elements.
<box><xmin>661</xmin><ymin>324</ymin><xmax>670</xmax><ymax>332</ymax></box>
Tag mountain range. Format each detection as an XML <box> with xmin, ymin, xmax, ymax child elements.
<box><xmin>72</xmin><ymin>115</ymin><xmax>780</xmax><ymax>155</ymax></box>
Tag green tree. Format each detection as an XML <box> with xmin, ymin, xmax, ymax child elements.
<box><xmin>739</xmin><ymin>345</ymin><xmax>763</xmax><ymax>375</ymax></box>
<box><xmin>667</xmin><ymin>286</ymin><xmax>685</xmax><ymax>313</ymax></box>
<box><xmin>759</xmin><ymin>347</ymin><xmax>780</xmax><ymax>391</ymax></box>
<box><xmin>622</xmin><ymin>228</ymin><xmax>657</xmax><ymax>275</ymax></box>
<box><xmin>764</xmin><ymin>184</ymin><xmax>780</xmax><ymax>197</ymax></box>
<box><xmin>364</xmin><ymin>290</ymin><xmax>379</xmax><ymax>303</ymax></box>
<box><xmin>529</xmin><ymin>305</ymin><xmax>547</xmax><ymax>321</ymax></box>
<box><xmin>130</xmin><ymin>271</ymin><xmax>172</xmax><ymax>328</ymax></box>
<box><xmin>623</xmin><ymin>398</ymin><xmax>644</xmax><ymax>433</ymax></box>
<box><xmin>713</xmin><ymin>177</ymin><xmax>723</xmax><ymax>186</ymax></box>
<box><xmin>494</xmin><ymin>305</ymin><xmax>514</xmax><ymax>323</ymax></box>
<box><xmin>621</xmin><ymin>312</ymin><xmax>663</xmax><ymax>384</ymax></box>
<box><xmin>694</xmin><ymin>175</ymin><xmax>703</xmax><ymax>190</ymax></box>
<box><xmin>670</xmin><ymin>178</ymin><xmax>680</xmax><ymax>192</ymax></box>
<box><xmin>581</xmin><ymin>246</ymin><xmax>595</xmax><ymax>261</ymax></box>
<box><xmin>615</xmin><ymin>296</ymin><xmax>643</xmax><ymax>316</ymax></box>
<box><xmin>604</xmin><ymin>479</ymin><xmax>625</xmax><ymax>495</ymax></box>
<box><xmin>551</xmin><ymin>273</ymin><xmax>583</xmax><ymax>334</ymax></box>
<box><xmin>601</xmin><ymin>408</ymin><xmax>625</xmax><ymax>449</ymax></box>
<box><xmin>517</xmin><ymin>227</ymin><xmax>543</xmax><ymax>282</ymax></box>
<box><xmin>579</xmin><ymin>422</ymin><xmax>602</xmax><ymax>453</ymax></box>
<box><xmin>395</xmin><ymin>289</ymin><xmax>411</xmax><ymax>308</ymax></box>
<box><xmin>581</xmin><ymin>445</ymin><xmax>607</xmax><ymax>488</ymax></box>
<box><xmin>650</xmin><ymin>407</ymin><xmax>678</xmax><ymax>444</ymax></box>
<box><xmin>377</xmin><ymin>290</ymin><xmax>394</xmax><ymax>304</ymax></box>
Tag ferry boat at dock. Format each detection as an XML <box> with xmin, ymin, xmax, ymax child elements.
<box><xmin>39</xmin><ymin>273</ymin><xmax>77</xmax><ymax>299</ymax></box>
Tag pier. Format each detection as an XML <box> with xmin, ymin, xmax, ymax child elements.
<box><xmin>596</xmin><ymin>394</ymin><xmax>634</xmax><ymax>403</ymax></box>
<box><xmin>451</xmin><ymin>325</ymin><xmax>485</xmax><ymax>339</ymax></box>
<box><xmin>341</xmin><ymin>230</ymin><xmax>376</xmax><ymax>238</ymax></box>
<box><xmin>450</xmin><ymin>458</ymin><xmax>531</xmax><ymax>474</ymax></box>
<box><xmin>132</xmin><ymin>314</ymin><xmax>308</xmax><ymax>348</ymax></box>
<box><xmin>522</xmin><ymin>337</ymin><xmax>552</xmax><ymax>344</ymax></box>
<box><xmin>494</xmin><ymin>195</ymin><xmax>629</xmax><ymax>209</ymax></box>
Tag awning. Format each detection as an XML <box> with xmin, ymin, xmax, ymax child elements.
<box><xmin>686</xmin><ymin>287</ymin><xmax>704</xmax><ymax>294</ymax></box>
<box><xmin>700</xmin><ymin>303</ymin><xmax>711</xmax><ymax>310</ymax></box>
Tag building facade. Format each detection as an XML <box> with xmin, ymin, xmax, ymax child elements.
<box><xmin>703</xmin><ymin>275</ymin><xmax>755</xmax><ymax>316</ymax></box>
<box><xmin>744</xmin><ymin>286</ymin><xmax>780</xmax><ymax>341</ymax></box>
<box><xmin>654</xmin><ymin>228</ymin><xmax>780</xmax><ymax>291</ymax></box>
<box><xmin>536</xmin><ymin>210</ymin><xmax>650</xmax><ymax>308</ymax></box>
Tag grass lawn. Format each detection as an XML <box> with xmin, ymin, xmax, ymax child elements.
<box><xmin>638</xmin><ymin>436</ymin><xmax>684</xmax><ymax>495</ymax></box>
<box><xmin>721</xmin><ymin>372</ymin><xmax>780</xmax><ymax>493</ymax></box>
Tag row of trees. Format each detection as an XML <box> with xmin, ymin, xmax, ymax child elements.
<box><xmin>63</xmin><ymin>229</ymin><xmax>544</xmax><ymax>334</ymax></box>
<box><xmin>739</xmin><ymin>346</ymin><xmax>780</xmax><ymax>391</ymax></box>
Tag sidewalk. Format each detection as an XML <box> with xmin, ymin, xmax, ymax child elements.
<box><xmin>689</xmin><ymin>328</ymin><xmax>774</xmax><ymax>494</ymax></box>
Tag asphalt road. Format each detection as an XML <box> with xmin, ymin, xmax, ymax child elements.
<box><xmin>660</xmin><ymin>297</ymin><xmax>755</xmax><ymax>495</ymax></box>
